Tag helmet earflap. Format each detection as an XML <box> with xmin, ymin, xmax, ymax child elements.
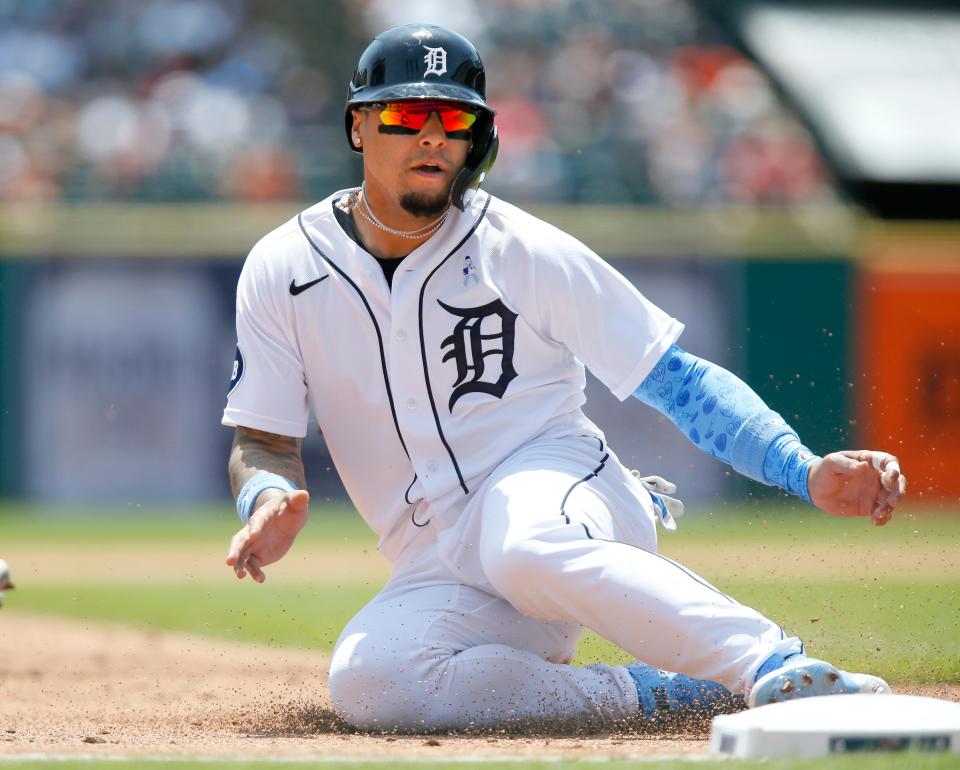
<box><xmin>452</xmin><ymin>122</ymin><xmax>498</xmax><ymax>211</ymax></box>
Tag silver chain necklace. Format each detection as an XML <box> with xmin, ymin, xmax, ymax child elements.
<box><xmin>357</xmin><ymin>182</ymin><xmax>449</xmax><ymax>240</ymax></box>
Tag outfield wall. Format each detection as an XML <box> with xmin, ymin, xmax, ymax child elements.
<box><xmin>1</xmin><ymin>204</ymin><xmax>956</xmax><ymax>507</ymax></box>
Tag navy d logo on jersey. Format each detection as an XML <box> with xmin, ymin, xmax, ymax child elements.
<box><xmin>228</xmin><ymin>346</ymin><xmax>244</xmax><ymax>393</ymax></box>
<box><xmin>439</xmin><ymin>299</ymin><xmax>518</xmax><ymax>411</ymax></box>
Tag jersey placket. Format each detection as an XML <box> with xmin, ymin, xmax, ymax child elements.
<box><xmin>388</xmin><ymin>247</ymin><xmax>464</xmax><ymax>501</ymax></box>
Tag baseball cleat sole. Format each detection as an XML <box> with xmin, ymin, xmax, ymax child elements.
<box><xmin>748</xmin><ymin>658</ymin><xmax>850</xmax><ymax>708</ymax></box>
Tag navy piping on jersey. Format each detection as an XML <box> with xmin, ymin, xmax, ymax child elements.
<box><xmin>577</xmin><ymin>525</ymin><xmax>737</xmax><ymax>606</ymax></box>
<box><xmin>589</xmin><ymin>436</ymin><xmax>603</xmax><ymax>452</ymax></box>
<box><xmin>559</xmin><ymin>444</ymin><xmax>609</xmax><ymax>525</ymax></box>
<box><xmin>588</xmin><ymin>533</ymin><xmax>737</xmax><ymax>605</ymax></box>
<box><xmin>578</xmin><ymin>519</ymin><xmax>739</xmax><ymax>605</ymax></box>
<box><xmin>417</xmin><ymin>193</ymin><xmax>491</xmax><ymax>496</ymax></box>
<box><xmin>404</xmin><ymin>474</ymin><xmax>429</xmax><ymax>527</ymax></box>
<box><xmin>297</xmin><ymin>213</ymin><xmax>411</xmax><ymax>463</ymax></box>
<box><xmin>411</xmin><ymin>501</ymin><xmax>430</xmax><ymax>527</ymax></box>
<box><xmin>404</xmin><ymin>473</ymin><xmax>418</xmax><ymax>505</ymax></box>
<box><xmin>556</xmin><ymin>444</ymin><xmax>737</xmax><ymax>606</ymax></box>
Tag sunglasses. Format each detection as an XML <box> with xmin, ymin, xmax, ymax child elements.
<box><xmin>368</xmin><ymin>100</ymin><xmax>478</xmax><ymax>137</ymax></box>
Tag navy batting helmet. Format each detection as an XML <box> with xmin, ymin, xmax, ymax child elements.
<box><xmin>345</xmin><ymin>24</ymin><xmax>498</xmax><ymax>210</ymax></box>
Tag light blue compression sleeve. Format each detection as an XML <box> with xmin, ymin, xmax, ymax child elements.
<box><xmin>632</xmin><ymin>344</ymin><xmax>818</xmax><ymax>502</ymax></box>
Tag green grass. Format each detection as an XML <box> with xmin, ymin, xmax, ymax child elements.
<box><xmin>736</xmin><ymin>579</ymin><xmax>959</xmax><ymax>682</ymax></box>
<box><xmin>574</xmin><ymin>578</ymin><xmax>960</xmax><ymax>682</ymax></box>
<box><xmin>4</xmin><ymin>756</ymin><xmax>960</xmax><ymax>769</ymax></box>
<box><xmin>3</xmin><ymin>502</ymin><xmax>959</xmax><ymax>682</ymax></box>
<box><xmin>0</xmin><ymin>501</ymin><xmax>375</xmax><ymax>544</ymax></box>
<box><xmin>664</xmin><ymin>502</ymin><xmax>960</xmax><ymax>543</ymax></box>
<box><xmin>16</xmin><ymin>582</ymin><xmax>376</xmax><ymax>650</ymax></box>
<box><xmin>15</xmin><ymin>578</ymin><xmax>958</xmax><ymax>681</ymax></box>
<box><xmin>4</xmin><ymin>500</ymin><xmax>959</xmax><ymax>544</ymax></box>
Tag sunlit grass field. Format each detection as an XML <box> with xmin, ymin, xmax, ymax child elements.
<box><xmin>2</xmin><ymin>501</ymin><xmax>958</xmax><ymax>683</ymax></box>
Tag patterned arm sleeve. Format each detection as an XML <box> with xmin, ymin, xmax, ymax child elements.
<box><xmin>632</xmin><ymin>344</ymin><xmax>819</xmax><ymax>502</ymax></box>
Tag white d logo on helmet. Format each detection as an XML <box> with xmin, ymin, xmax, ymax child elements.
<box><xmin>423</xmin><ymin>46</ymin><xmax>448</xmax><ymax>77</ymax></box>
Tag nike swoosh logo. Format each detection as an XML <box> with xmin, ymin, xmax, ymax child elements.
<box><xmin>289</xmin><ymin>275</ymin><xmax>328</xmax><ymax>296</ymax></box>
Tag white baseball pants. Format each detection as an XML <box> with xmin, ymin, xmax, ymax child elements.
<box><xmin>328</xmin><ymin>435</ymin><xmax>801</xmax><ymax>729</ymax></box>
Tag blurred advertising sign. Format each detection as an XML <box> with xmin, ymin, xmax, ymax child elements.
<box><xmin>858</xmin><ymin>241</ymin><xmax>960</xmax><ymax>504</ymax></box>
<box><xmin>24</xmin><ymin>264</ymin><xmax>227</xmax><ymax>501</ymax></box>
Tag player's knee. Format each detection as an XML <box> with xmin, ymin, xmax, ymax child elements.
<box><xmin>329</xmin><ymin>667</ymin><xmax>416</xmax><ymax>730</ymax></box>
<box><xmin>329</xmin><ymin>633</ymin><xmax>408</xmax><ymax>729</ymax></box>
<box><xmin>328</xmin><ymin>632</ymin><xmax>438</xmax><ymax>730</ymax></box>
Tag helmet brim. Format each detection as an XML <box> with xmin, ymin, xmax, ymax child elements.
<box><xmin>348</xmin><ymin>81</ymin><xmax>495</xmax><ymax>115</ymax></box>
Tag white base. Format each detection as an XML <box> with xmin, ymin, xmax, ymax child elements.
<box><xmin>710</xmin><ymin>694</ymin><xmax>960</xmax><ymax>758</ymax></box>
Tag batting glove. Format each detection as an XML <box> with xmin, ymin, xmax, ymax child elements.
<box><xmin>631</xmin><ymin>472</ymin><xmax>685</xmax><ymax>530</ymax></box>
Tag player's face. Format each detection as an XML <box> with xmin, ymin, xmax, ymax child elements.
<box><xmin>352</xmin><ymin>103</ymin><xmax>472</xmax><ymax>219</ymax></box>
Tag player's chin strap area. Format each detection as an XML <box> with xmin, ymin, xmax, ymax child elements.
<box><xmin>631</xmin><ymin>471</ymin><xmax>685</xmax><ymax>531</ymax></box>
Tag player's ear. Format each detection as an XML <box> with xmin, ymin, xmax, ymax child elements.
<box><xmin>350</xmin><ymin>110</ymin><xmax>364</xmax><ymax>150</ymax></box>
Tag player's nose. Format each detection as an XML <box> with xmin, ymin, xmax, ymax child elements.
<box><xmin>418</xmin><ymin>112</ymin><xmax>447</xmax><ymax>146</ymax></box>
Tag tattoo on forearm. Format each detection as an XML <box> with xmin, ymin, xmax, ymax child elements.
<box><xmin>229</xmin><ymin>427</ymin><xmax>306</xmax><ymax>497</ymax></box>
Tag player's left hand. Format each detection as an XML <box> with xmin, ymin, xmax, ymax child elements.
<box><xmin>808</xmin><ymin>450</ymin><xmax>906</xmax><ymax>526</ymax></box>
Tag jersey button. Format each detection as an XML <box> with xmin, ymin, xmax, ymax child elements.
<box><xmin>395</xmin><ymin>329</ymin><xmax>406</xmax><ymax>341</ymax></box>
<box><xmin>426</xmin><ymin>461</ymin><xmax>439</xmax><ymax>472</ymax></box>
<box><xmin>406</xmin><ymin>398</ymin><xmax>417</xmax><ymax>410</ymax></box>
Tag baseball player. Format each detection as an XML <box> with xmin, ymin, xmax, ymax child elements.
<box><xmin>223</xmin><ymin>24</ymin><xmax>907</xmax><ymax>730</ymax></box>
<box><xmin>0</xmin><ymin>559</ymin><xmax>13</xmax><ymax>608</ymax></box>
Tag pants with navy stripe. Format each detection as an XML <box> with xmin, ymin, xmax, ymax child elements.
<box><xmin>328</xmin><ymin>435</ymin><xmax>801</xmax><ymax>729</ymax></box>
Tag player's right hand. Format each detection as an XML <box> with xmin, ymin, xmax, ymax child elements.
<box><xmin>225</xmin><ymin>489</ymin><xmax>310</xmax><ymax>583</ymax></box>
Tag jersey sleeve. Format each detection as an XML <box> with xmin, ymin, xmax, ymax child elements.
<box><xmin>222</xmin><ymin>239</ymin><xmax>310</xmax><ymax>437</ymax></box>
<box><xmin>528</xmin><ymin>236</ymin><xmax>684</xmax><ymax>401</ymax></box>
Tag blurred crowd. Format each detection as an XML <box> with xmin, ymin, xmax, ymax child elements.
<box><xmin>0</xmin><ymin>0</ymin><xmax>832</xmax><ymax>206</ymax></box>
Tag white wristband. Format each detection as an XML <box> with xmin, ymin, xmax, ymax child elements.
<box><xmin>236</xmin><ymin>472</ymin><xmax>298</xmax><ymax>524</ymax></box>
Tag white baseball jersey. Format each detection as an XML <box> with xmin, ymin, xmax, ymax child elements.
<box><xmin>223</xmin><ymin>189</ymin><xmax>683</xmax><ymax>558</ymax></box>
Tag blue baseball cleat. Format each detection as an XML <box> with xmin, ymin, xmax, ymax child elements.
<box><xmin>626</xmin><ymin>662</ymin><xmax>742</xmax><ymax>717</ymax></box>
<box><xmin>748</xmin><ymin>655</ymin><xmax>891</xmax><ymax>708</ymax></box>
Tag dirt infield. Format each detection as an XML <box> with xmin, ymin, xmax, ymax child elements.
<box><xmin>1</xmin><ymin>613</ymin><xmax>957</xmax><ymax>761</ymax></box>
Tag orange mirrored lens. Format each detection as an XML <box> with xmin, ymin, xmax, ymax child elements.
<box><xmin>378</xmin><ymin>101</ymin><xmax>477</xmax><ymax>132</ymax></box>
